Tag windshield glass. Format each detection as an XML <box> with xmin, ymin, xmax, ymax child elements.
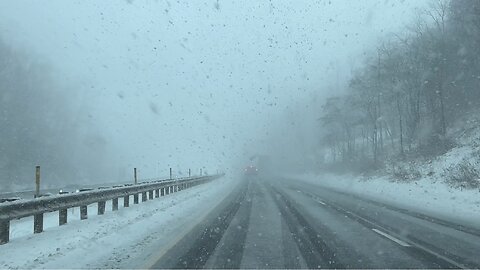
<box><xmin>0</xmin><ymin>0</ymin><xmax>479</xmax><ymax>269</ymax></box>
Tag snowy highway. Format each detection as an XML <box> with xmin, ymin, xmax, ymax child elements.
<box><xmin>2</xmin><ymin>0</ymin><xmax>480</xmax><ymax>269</ymax></box>
<box><xmin>150</xmin><ymin>176</ymin><xmax>480</xmax><ymax>269</ymax></box>
<box><xmin>1</xmin><ymin>174</ymin><xmax>480</xmax><ymax>269</ymax></box>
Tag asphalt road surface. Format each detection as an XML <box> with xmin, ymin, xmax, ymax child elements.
<box><xmin>150</xmin><ymin>176</ymin><xmax>480</xmax><ymax>269</ymax></box>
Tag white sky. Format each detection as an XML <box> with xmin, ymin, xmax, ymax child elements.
<box><xmin>0</xmin><ymin>0</ymin><xmax>429</xmax><ymax>180</ymax></box>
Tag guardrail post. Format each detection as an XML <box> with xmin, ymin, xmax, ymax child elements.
<box><xmin>155</xmin><ymin>189</ymin><xmax>159</xmax><ymax>198</ymax></box>
<box><xmin>80</xmin><ymin>205</ymin><xmax>88</xmax><ymax>220</ymax></box>
<box><xmin>98</xmin><ymin>201</ymin><xmax>106</xmax><ymax>215</ymax></box>
<box><xmin>59</xmin><ymin>209</ymin><xmax>68</xmax><ymax>225</ymax></box>
<box><xmin>149</xmin><ymin>190</ymin><xmax>154</xmax><ymax>199</ymax></box>
<box><xmin>142</xmin><ymin>191</ymin><xmax>147</xmax><ymax>202</ymax></box>
<box><xmin>0</xmin><ymin>220</ymin><xmax>9</xmax><ymax>244</ymax></box>
<box><xmin>112</xmin><ymin>198</ymin><xmax>119</xmax><ymax>211</ymax></box>
<box><xmin>124</xmin><ymin>196</ymin><xmax>130</xmax><ymax>207</ymax></box>
<box><xmin>34</xmin><ymin>213</ymin><xmax>43</xmax><ymax>233</ymax></box>
<box><xmin>134</xmin><ymin>194</ymin><xmax>139</xmax><ymax>204</ymax></box>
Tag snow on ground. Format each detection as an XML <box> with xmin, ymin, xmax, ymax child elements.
<box><xmin>291</xmin><ymin>172</ymin><xmax>480</xmax><ymax>229</ymax></box>
<box><xmin>0</xmin><ymin>175</ymin><xmax>238</xmax><ymax>269</ymax></box>
<box><xmin>289</xmin><ymin>110</ymin><xmax>480</xmax><ymax>230</ymax></box>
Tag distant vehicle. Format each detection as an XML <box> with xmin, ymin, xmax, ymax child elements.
<box><xmin>248</xmin><ymin>154</ymin><xmax>272</xmax><ymax>176</ymax></box>
<box><xmin>244</xmin><ymin>165</ymin><xmax>258</xmax><ymax>176</ymax></box>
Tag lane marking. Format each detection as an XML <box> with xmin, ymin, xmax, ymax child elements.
<box><xmin>372</xmin><ymin>228</ymin><xmax>411</xmax><ymax>247</ymax></box>
<box><xmin>143</xmin><ymin>181</ymin><xmax>245</xmax><ymax>269</ymax></box>
<box><xmin>297</xmin><ymin>189</ymin><xmax>409</xmax><ymax>247</ymax></box>
<box><xmin>315</xmin><ymin>199</ymin><xmax>326</xmax><ymax>205</ymax></box>
<box><xmin>296</xmin><ymin>187</ymin><xmax>467</xmax><ymax>269</ymax></box>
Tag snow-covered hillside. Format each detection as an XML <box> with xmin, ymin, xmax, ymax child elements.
<box><xmin>380</xmin><ymin>109</ymin><xmax>480</xmax><ymax>190</ymax></box>
<box><xmin>294</xmin><ymin>111</ymin><xmax>480</xmax><ymax>229</ymax></box>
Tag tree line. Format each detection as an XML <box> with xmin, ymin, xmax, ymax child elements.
<box><xmin>0</xmin><ymin>38</ymin><xmax>115</xmax><ymax>191</ymax></box>
<box><xmin>319</xmin><ymin>0</ymin><xmax>480</xmax><ymax>170</ymax></box>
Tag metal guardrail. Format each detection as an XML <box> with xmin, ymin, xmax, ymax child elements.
<box><xmin>0</xmin><ymin>174</ymin><xmax>224</xmax><ymax>244</ymax></box>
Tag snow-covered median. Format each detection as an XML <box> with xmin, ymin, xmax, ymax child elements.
<box><xmin>290</xmin><ymin>173</ymin><xmax>480</xmax><ymax>229</ymax></box>
<box><xmin>0</xmin><ymin>175</ymin><xmax>238</xmax><ymax>269</ymax></box>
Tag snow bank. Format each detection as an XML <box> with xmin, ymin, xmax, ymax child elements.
<box><xmin>291</xmin><ymin>172</ymin><xmax>480</xmax><ymax>229</ymax></box>
<box><xmin>0</xmin><ymin>175</ymin><xmax>238</xmax><ymax>269</ymax></box>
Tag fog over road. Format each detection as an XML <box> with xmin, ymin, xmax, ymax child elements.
<box><xmin>150</xmin><ymin>176</ymin><xmax>480</xmax><ymax>269</ymax></box>
<box><xmin>0</xmin><ymin>0</ymin><xmax>430</xmax><ymax>188</ymax></box>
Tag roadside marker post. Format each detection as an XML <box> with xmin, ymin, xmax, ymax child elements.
<box><xmin>33</xmin><ymin>166</ymin><xmax>43</xmax><ymax>233</ymax></box>
<box><xmin>35</xmin><ymin>166</ymin><xmax>40</xmax><ymax>198</ymax></box>
<box><xmin>134</xmin><ymin>168</ymin><xmax>137</xmax><ymax>185</ymax></box>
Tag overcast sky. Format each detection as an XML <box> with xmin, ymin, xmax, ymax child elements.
<box><xmin>0</xmin><ymin>0</ymin><xmax>429</xmax><ymax>180</ymax></box>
